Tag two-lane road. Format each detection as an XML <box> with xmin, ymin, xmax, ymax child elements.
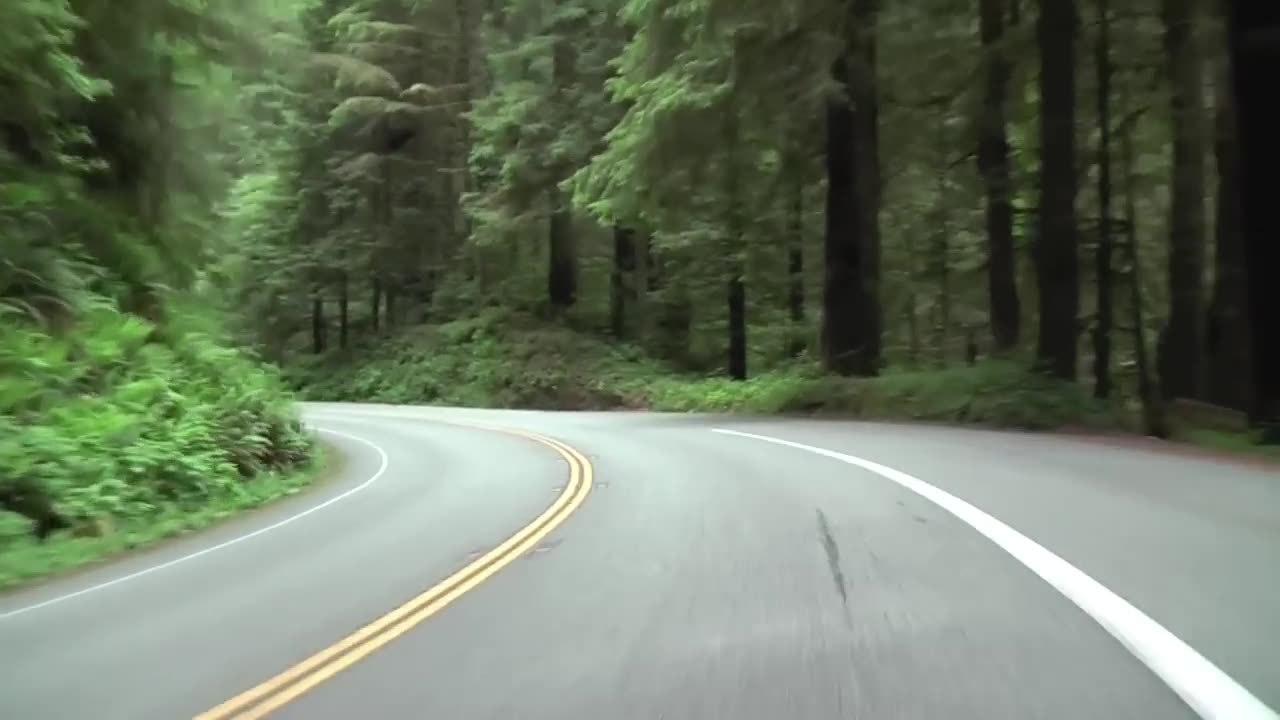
<box><xmin>2</xmin><ymin>403</ymin><xmax>1277</xmax><ymax>718</ymax></box>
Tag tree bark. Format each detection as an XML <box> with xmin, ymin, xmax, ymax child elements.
<box><xmin>610</xmin><ymin>226</ymin><xmax>636</xmax><ymax>338</ymax></box>
<box><xmin>1123</xmin><ymin>111</ymin><xmax>1168</xmax><ymax>437</ymax></box>
<box><xmin>821</xmin><ymin>3</ymin><xmax>878</xmax><ymax>377</ymax></box>
<box><xmin>338</xmin><ymin>271</ymin><xmax>349</xmax><ymax>350</ymax></box>
<box><xmin>787</xmin><ymin>173</ymin><xmax>806</xmax><ymax>357</ymax></box>
<box><xmin>311</xmin><ymin>289</ymin><xmax>326</xmax><ymax>355</ymax></box>
<box><xmin>547</xmin><ymin>198</ymin><xmax>576</xmax><ymax>308</ymax></box>
<box><xmin>547</xmin><ymin>34</ymin><xmax>577</xmax><ymax>309</ymax></box>
<box><xmin>1035</xmin><ymin>0</ymin><xmax>1080</xmax><ymax>380</ymax></box>
<box><xmin>785</xmin><ymin>137</ymin><xmax>806</xmax><ymax>358</ymax></box>
<box><xmin>1093</xmin><ymin>0</ymin><xmax>1114</xmax><ymax>398</ymax></box>
<box><xmin>370</xmin><ymin>277</ymin><xmax>381</xmax><ymax>334</ymax></box>
<box><xmin>724</xmin><ymin>104</ymin><xmax>747</xmax><ymax>381</ymax></box>
<box><xmin>1228</xmin><ymin>2</ymin><xmax>1280</xmax><ymax>440</ymax></box>
<box><xmin>978</xmin><ymin>0</ymin><xmax>1021</xmax><ymax>352</ymax></box>
<box><xmin>1157</xmin><ymin>0</ymin><xmax>1209</xmax><ymax>401</ymax></box>
<box><xmin>1206</xmin><ymin>45</ymin><xmax>1251</xmax><ymax>411</ymax></box>
<box><xmin>854</xmin><ymin>0</ymin><xmax>883</xmax><ymax>367</ymax></box>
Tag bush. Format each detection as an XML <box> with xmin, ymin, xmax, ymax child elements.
<box><xmin>0</xmin><ymin>298</ymin><xmax>313</xmax><ymax>540</ymax></box>
<box><xmin>294</xmin><ymin>312</ymin><xmax>1119</xmax><ymax>432</ymax></box>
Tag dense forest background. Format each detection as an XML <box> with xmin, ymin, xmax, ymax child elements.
<box><xmin>1</xmin><ymin>0</ymin><xmax>1275</xmax><ymax>561</ymax></box>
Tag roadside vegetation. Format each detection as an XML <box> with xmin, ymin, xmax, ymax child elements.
<box><xmin>2</xmin><ymin>0</ymin><xmax>1274</xmax><ymax>586</ymax></box>
<box><xmin>220</xmin><ymin>0</ymin><xmax>1271</xmax><ymax>455</ymax></box>
<box><xmin>0</xmin><ymin>1</ymin><xmax>317</xmax><ymax>582</ymax></box>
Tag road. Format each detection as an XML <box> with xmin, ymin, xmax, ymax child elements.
<box><xmin>2</xmin><ymin>403</ymin><xmax>1278</xmax><ymax>719</ymax></box>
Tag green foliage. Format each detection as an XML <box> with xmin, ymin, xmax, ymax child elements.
<box><xmin>292</xmin><ymin>308</ymin><xmax>645</xmax><ymax>409</ymax></box>
<box><xmin>294</xmin><ymin>309</ymin><xmax>1119</xmax><ymax>432</ymax></box>
<box><xmin>0</xmin><ymin>0</ymin><xmax>318</xmax><ymax>570</ymax></box>
<box><xmin>0</xmin><ymin>446</ymin><xmax>330</xmax><ymax>591</ymax></box>
<box><xmin>0</xmin><ymin>298</ymin><xmax>313</xmax><ymax>535</ymax></box>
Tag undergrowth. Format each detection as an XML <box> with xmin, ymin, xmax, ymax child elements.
<box><xmin>291</xmin><ymin>309</ymin><xmax>1121</xmax><ymax>431</ymax></box>
<box><xmin>0</xmin><ymin>297</ymin><xmax>316</xmax><ymax>554</ymax></box>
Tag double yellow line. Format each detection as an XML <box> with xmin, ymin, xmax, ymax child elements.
<box><xmin>195</xmin><ymin>424</ymin><xmax>593</xmax><ymax>720</ymax></box>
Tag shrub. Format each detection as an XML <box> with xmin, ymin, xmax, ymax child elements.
<box><xmin>0</xmin><ymin>297</ymin><xmax>313</xmax><ymax>539</ymax></box>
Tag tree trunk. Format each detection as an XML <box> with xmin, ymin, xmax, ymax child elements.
<box><xmin>548</xmin><ymin>197</ymin><xmax>576</xmax><ymax>309</ymax></box>
<box><xmin>1035</xmin><ymin>0</ymin><xmax>1080</xmax><ymax>380</ymax></box>
<box><xmin>978</xmin><ymin>0</ymin><xmax>1021</xmax><ymax>352</ymax></box>
<box><xmin>1228</xmin><ymin>3</ymin><xmax>1280</xmax><ymax>440</ymax></box>
<box><xmin>1206</xmin><ymin>46</ymin><xmax>1250</xmax><ymax>411</ymax></box>
<box><xmin>821</xmin><ymin>10</ymin><xmax>877</xmax><ymax>377</ymax></box>
<box><xmin>454</xmin><ymin>0</ymin><xmax>476</xmax><ymax>243</ymax></box>
<box><xmin>1123</xmin><ymin>112</ymin><xmax>1168</xmax><ymax>438</ymax></box>
<box><xmin>547</xmin><ymin>34</ymin><xmax>577</xmax><ymax>309</ymax></box>
<box><xmin>311</xmin><ymin>289</ymin><xmax>326</xmax><ymax>355</ymax></box>
<box><xmin>933</xmin><ymin>134</ymin><xmax>950</xmax><ymax>366</ymax></box>
<box><xmin>371</xmin><ymin>277</ymin><xmax>381</xmax><ymax>334</ymax></box>
<box><xmin>1157</xmin><ymin>0</ymin><xmax>1209</xmax><ymax>401</ymax></box>
<box><xmin>338</xmin><ymin>271</ymin><xmax>349</xmax><ymax>350</ymax></box>
<box><xmin>905</xmin><ymin>229</ymin><xmax>920</xmax><ymax>366</ymax></box>
<box><xmin>727</xmin><ymin>274</ymin><xmax>747</xmax><ymax>380</ymax></box>
<box><xmin>725</xmin><ymin>104</ymin><xmax>747</xmax><ymax>381</ymax></box>
<box><xmin>786</xmin><ymin>146</ymin><xmax>806</xmax><ymax>357</ymax></box>
<box><xmin>610</xmin><ymin>226</ymin><xmax>636</xmax><ymax>338</ymax></box>
<box><xmin>1093</xmin><ymin>0</ymin><xmax>1114</xmax><ymax>398</ymax></box>
<box><xmin>854</xmin><ymin>0</ymin><xmax>883</xmax><ymax>367</ymax></box>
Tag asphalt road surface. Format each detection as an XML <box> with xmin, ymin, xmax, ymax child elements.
<box><xmin>2</xmin><ymin>403</ymin><xmax>1278</xmax><ymax>719</ymax></box>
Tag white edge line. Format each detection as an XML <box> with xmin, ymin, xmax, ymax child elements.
<box><xmin>0</xmin><ymin>427</ymin><xmax>389</xmax><ymax>621</ymax></box>
<box><xmin>711</xmin><ymin>427</ymin><xmax>1279</xmax><ymax>720</ymax></box>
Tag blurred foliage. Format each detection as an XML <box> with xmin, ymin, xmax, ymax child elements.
<box><xmin>0</xmin><ymin>0</ymin><xmax>315</xmax><ymax>551</ymax></box>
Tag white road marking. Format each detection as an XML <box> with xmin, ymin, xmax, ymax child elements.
<box><xmin>712</xmin><ymin>427</ymin><xmax>1279</xmax><ymax>720</ymax></box>
<box><xmin>0</xmin><ymin>427</ymin><xmax>389</xmax><ymax>620</ymax></box>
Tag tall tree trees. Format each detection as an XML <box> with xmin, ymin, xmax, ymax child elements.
<box><xmin>1228</xmin><ymin>1</ymin><xmax>1280</xmax><ymax>440</ymax></box>
<box><xmin>1158</xmin><ymin>0</ymin><xmax>1209</xmax><ymax>401</ymax></box>
<box><xmin>1093</xmin><ymin>0</ymin><xmax>1115</xmax><ymax>398</ymax></box>
<box><xmin>1206</xmin><ymin>49</ymin><xmax>1249</xmax><ymax>411</ymax></box>
<box><xmin>822</xmin><ymin>0</ymin><xmax>880</xmax><ymax>377</ymax></box>
<box><xmin>1035</xmin><ymin>0</ymin><xmax>1080</xmax><ymax>380</ymax></box>
<box><xmin>977</xmin><ymin>0</ymin><xmax>1020</xmax><ymax>353</ymax></box>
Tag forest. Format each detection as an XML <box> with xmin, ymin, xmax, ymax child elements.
<box><xmin>1</xmin><ymin>0</ymin><xmax>1275</xmax><ymax>574</ymax></box>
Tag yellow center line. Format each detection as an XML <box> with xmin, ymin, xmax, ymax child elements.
<box><xmin>194</xmin><ymin>423</ymin><xmax>594</xmax><ymax>720</ymax></box>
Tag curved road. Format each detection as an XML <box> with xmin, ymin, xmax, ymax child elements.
<box><xmin>2</xmin><ymin>403</ymin><xmax>1278</xmax><ymax>719</ymax></box>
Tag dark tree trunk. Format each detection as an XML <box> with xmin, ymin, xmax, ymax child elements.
<box><xmin>724</xmin><ymin>105</ymin><xmax>747</xmax><ymax>381</ymax></box>
<box><xmin>547</xmin><ymin>194</ymin><xmax>576</xmax><ymax>308</ymax></box>
<box><xmin>454</xmin><ymin>0</ymin><xmax>476</xmax><ymax>244</ymax></box>
<box><xmin>854</xmin><ymin>0</ymin><xmax>883</xmax><ymax>367</ymax></box>
<box><xmin>1035</xmin><ymin>0</ymin><xmax>1080</xmax><ymax>380</ymax></box>
<box><xmin>1206</xmin><ymin>50</ymin><xmax>1251</xmax><ymax>411</ymax></box>
<box><xmin>932</xmin><ymin>135</ymin><xmax>951</xmax><ymax>366</ymax></box>
<box><xmin>727</xmin><ymin>274</ymin><xmax>747</xmax><ymax>380</ymax></box>
<box><xmin>978</xmin><ymin>0</ymin><xmax>1021</xmax><ymax>352</ymax></box>
<box><xmin>821</xmin><ymin>13</ymin><xmax>877</xmax><ymax>377</ymax></box>
<box><xmin>338</xmin><ymin>271</ymin><xmax>349</xmax><ymax>350</ymax></box>
<box><xmin>385</xmin><ymin>283</ymin><xmax>397</xmax><ymax>328</ymax></box>
<box><xmin>370</xmin><ymin>277</ymin><xmax>381</xmax><ymax>333</ymax></box>
<box><xmin>785</xmin><ymin>141</ymin><xmax>806</xmax><ymax>357</ymax></box>
<box><xmin>645</xmin><ymin>233</ymin><xmax>662</xmax><ymax>291</ymax></box>
<box><xmin>1158</xmin><ymin>0</ymin><xmax>1209</xmax><ymax>401</ymax></box>
<box><xmin>1229</xmin><ymin>2</ymin><xmax>1280</xmax><ymax>440</ymax></box>
<box><xmin>610</xmin><ymin>226</ymin><xmax>636</xmax><ymax>338</ymax></box>
<box><xmin>1123</xmin><ymin>112</ymin><xmax>1168</xmax><ymax>438</ymax></box>
<box><xmin>547</xmin><ymin>30</ymin><xmax>578</xmax><ymax>309</ymax></box>
<box><xmin>311</xmin><ymin>289</ymin><xmax>326</xmax><ymax>355</ymax></box>
<box><xmin>787</xmin><ymin>176</ymin><xmax>806</xmax><ymax>357</ymax></box>
<box><xmin>1093</xmin><ymin>0</ymin><xmax>1114</xmax><ymax>399</ymax></box>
